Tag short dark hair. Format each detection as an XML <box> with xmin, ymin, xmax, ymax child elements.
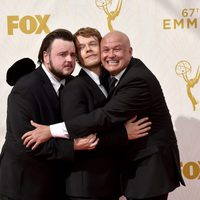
<box><xmin>38</xmin><ymin>29</ymin><xmax>74</xmax><ymax>64</ymax></box>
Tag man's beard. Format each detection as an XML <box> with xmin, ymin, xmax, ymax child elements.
<box><xmin>49</xmin><ymin>59</ymin><xmax>68</xmax><ymax>79</ymax></box>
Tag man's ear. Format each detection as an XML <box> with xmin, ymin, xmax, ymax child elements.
<box><xmin>129</xmin><ymin>47</ymin><xmax>133</xmax><ymax>56</ymax></box>
<box><xmin>43</xmin><ymin>51</ymin><xmax>50</xmax><ymax>65</ymax></box>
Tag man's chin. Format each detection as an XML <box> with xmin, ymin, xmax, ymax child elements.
<box><xmin>64</xmin><ymin>68</ymin><xmax>74</xmax><ymax>75</ymax></box>
<box><xmin>104</xmin><ymin>66</ymin><xmax>117</xmax><ymax>74</ymax></box>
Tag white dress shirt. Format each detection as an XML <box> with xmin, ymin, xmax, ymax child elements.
<box><xmin>42</xmin><ymin>64</ymin><xmax>65</xmax><ymax>96</ymax></box>
<box><xmin>41</xmin><ymin>64</ymin><xmax>69</xmax><ymax>138</ymax></box>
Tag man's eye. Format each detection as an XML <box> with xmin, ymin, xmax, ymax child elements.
<box><xmin>78</xmin><ymin>46</ymin><xmax>84</xmax><ymax>50</ymax></box>
<box><xmin>114</xmin><ymin>48</ymin><xmax>121</xmax><ymax>52</ymax></box>
<box><xmin>102</xmin><ymin>49</ymin><xmax>108</xmax><ymax>53</ymax></box>
<box><xmin>71</xmin><ymin>53</ymin><xmax>76</xmax><ymax>58</ymax></box>
<box><xmin>90</xmin><ymin>43</ymin><xmax>98</xmax><ymax>46</ymax></box>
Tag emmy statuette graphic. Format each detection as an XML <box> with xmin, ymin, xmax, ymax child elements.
<box><xmin>95</xmin><ymin>0</ymin><xmax>122</xmax><ymax>31</ymax></box>
<box><xmin>176</xmin><ymin>60</ymin><xmax>200</xmax><ymax>111</ymax></box>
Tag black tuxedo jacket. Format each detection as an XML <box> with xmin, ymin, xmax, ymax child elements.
<box><xmin>65</xmin><ymin>58</ymin><xmax>185</xmax><ymax>199</ymax></box>
<box><xmin>61</xmin><ymin>69</ymin><xmax>128</xmax><ymax>198</ymax></box>
<box><xmin>0</xmin><ymin>66</ymin><xmax>74</xmax><ymax>200</ymax></box>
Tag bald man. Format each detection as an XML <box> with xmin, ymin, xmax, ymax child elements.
<box><xmin>62</xmin><ymin>31</ymin><xmax>185</xmax><ymax>200</ymax></box>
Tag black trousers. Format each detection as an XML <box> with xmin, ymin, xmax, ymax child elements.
<box><xmin>127</xmin><ymin>193</ymin><xmax>168</xmax><ymax>200</ymax></box>
<box><xmin>68</xmin><ymin>197</ymin><xmax>119</xmax><ymax>200</ymax></box>
<box><xmin>0</xmin><ymin>194</ymin><xmax>15</xmax><ymax>200</ymax></box>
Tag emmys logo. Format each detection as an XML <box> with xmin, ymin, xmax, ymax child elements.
<box><xmin>95</xmin><ymin>0</ymin><xmax>122</xmax><ymax>31</ymax></box>
<box><xmin>163</xmin><ymin>8</ymin><xmax>199</xmax><ymax>30</ymax></box>
<box><xmin>175</xmin><ymin>60</ymin><xmax>200</xmax><ymax>111</ymax></box>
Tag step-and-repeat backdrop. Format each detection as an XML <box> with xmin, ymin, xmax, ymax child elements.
<box><xmin>0</xmin><ymin>1</ymin><xmax>199</xmax><ymax>199</ymax></box>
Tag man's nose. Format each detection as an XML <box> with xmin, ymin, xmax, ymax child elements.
<box><xmin>107</xmin><ymin>49</ymin><xmax>115</xmax><ymax>57</ymax></box>
<box><xmin>66</xmin><ymin>55</ymin><xmax>74</xmax><ymax>62</ymax></box>
<box><xmin>85</xmin><ymin>44</ymin><xmax>92</xmax><ymax>52</ymax></box>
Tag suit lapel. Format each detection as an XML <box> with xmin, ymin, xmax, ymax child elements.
<box><xmin>79</xmin><ymin>69</ymin><xmax>106</xmax><ymax>102</ymax></box>
<box><xmin>107</xmin><ymin>57</ymin><xmax>136</xmax><ymax>98</ymax></box>
<box><xmin>36</xmin><ymin>66</ymin><xmax>59</xmax><ymax>106</ymax></box>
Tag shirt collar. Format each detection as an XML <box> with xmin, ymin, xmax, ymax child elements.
<box><xmin>82</xmin><ymin>67</ymin><xmax>101</xmax><ymax>86</ymax></box>
<box><xmin>112</xmin><ymin>67</ymin><xmax>126</xmax><ymax>81</ymax></box>
<box><xmin>42</xmin><ymin>64</ymin><xmax>65</xmax><ymax>94</ymax></box>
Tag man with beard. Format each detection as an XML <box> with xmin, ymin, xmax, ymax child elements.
<box><xmin>0</xmin><ymin>29</ymin><xmax>98</xmax><ymax>200</ymax></box>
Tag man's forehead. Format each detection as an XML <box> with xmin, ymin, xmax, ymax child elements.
<box><xmin>77</xmin><ymin>35</ymin><xmax>98</xmax><ymax>41</ymax></box>
<box><xmin>101</xmin><ymin>39</ymin><xmax>122</xmax><ymax>47</ymax></box>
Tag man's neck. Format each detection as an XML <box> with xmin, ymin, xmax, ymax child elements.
<box><xmin>85</xmin><ymin>65</ymin><xmax>101</xmax><ymax>76</ymax></box>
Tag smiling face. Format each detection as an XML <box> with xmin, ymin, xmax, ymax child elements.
<box><xmin>100</xmin><ymin>31</ymin><xmax>132</xmax><ymax>76</ymax></box>
<box><xmin>44</xmin><ymin>38</ymin><xmax>76</xmax><ymax>80</ymax></box>
<box><xmin>76</xmin><ymin>35</ymin><xmax>101</xmax><ymax>70</ymax></box>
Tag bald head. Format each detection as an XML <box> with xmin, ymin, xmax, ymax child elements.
<box><xmin>100</xmin><ymin>31</ymin><xmax>132</xmax><ymax>75</ymax></box>
<box><xmin>102</xmin><ymin>31</ymin><xmax>131</xmax><ymax>48</ymax></box>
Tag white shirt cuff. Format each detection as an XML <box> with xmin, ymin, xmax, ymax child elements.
<box><xmin>50</xmin><ymin>122</ymin><xmax>69</xmax><ymax>139</ymax></box>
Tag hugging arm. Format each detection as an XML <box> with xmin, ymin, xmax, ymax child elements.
<box><xmin>61</xmin><ymin>78</ymin><xmax>151</xmax><ymax>145</ymax></box>
<box><xmin>21</xmin><ymin>77</ymin><xmax>151</xmax><ymax>149</ymax></box>
<box><xmin>65</xmin><ymin>78</ymin><xmax>151</xmax><ymax>138</ymax></box>
<box><xmin>8</xmin><ymin>86</ymin><xmax>74</xmax><ymax>161</ymax></box>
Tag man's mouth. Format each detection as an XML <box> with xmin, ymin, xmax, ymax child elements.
<box><xmin>106</xmin><ymin>60</ymin><xmax>119</xmax><ymax>65</ymax></box>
